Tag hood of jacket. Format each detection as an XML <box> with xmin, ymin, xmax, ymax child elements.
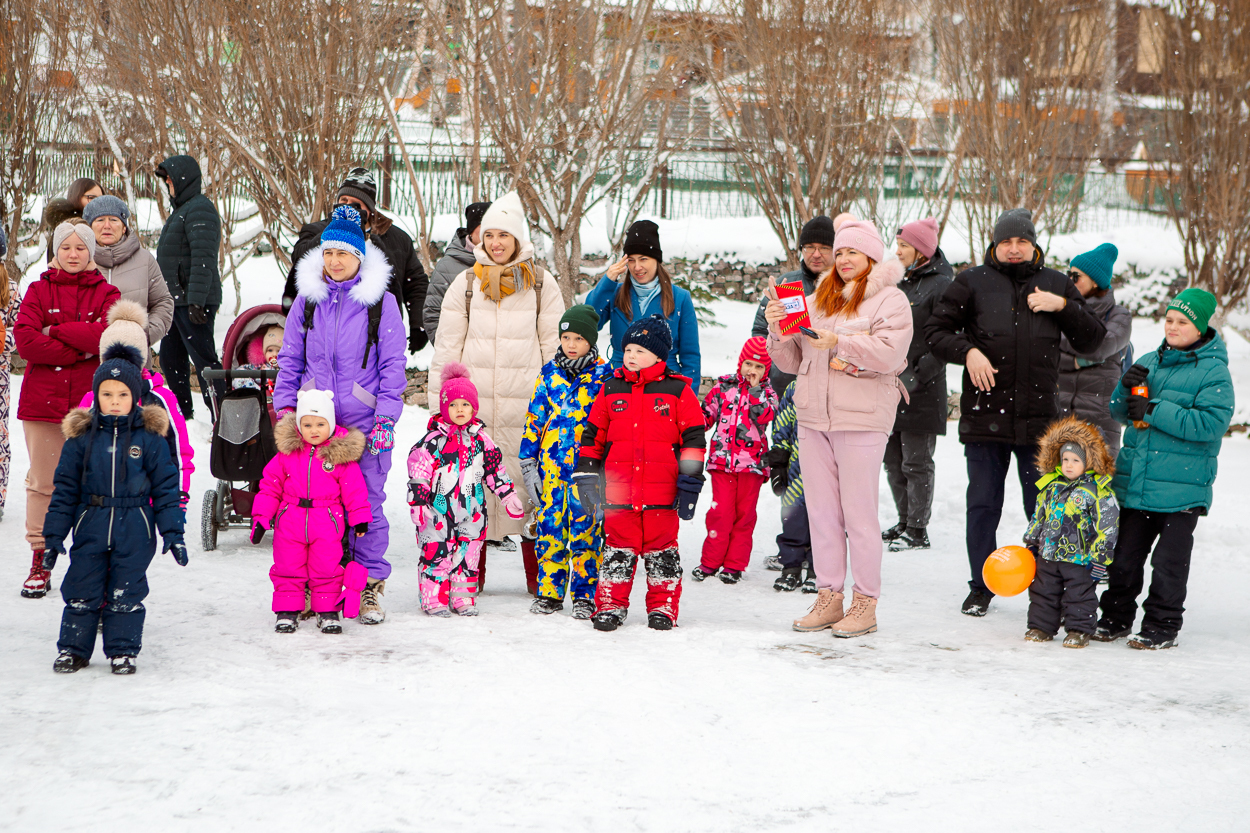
<box><xmin>293</xmin><ymin>240</ymin><xmax>393</xmax><ymax>307</ymax></box>
<box><xmin>273</xmin><ymin>413</ymin><xmax>366</xmax><ymax>464</ymax></box>
<box><xmin>906</xmin><ymin>247</ymin><xmax>955</xmax><ymax>282</ymax></box>
<box><xmin>62</xmin><ymin>403</ymin><xmax>169</xmax><ymax>439</ymax></box>
<box><xmin>93</xmin><ymin>229</ymin><xmax>142</xmax><ymax>269</ymax></box>
<box><xmin>158</xmin><ymin>155</ymin><xmax>203</xmax><ymax>207</ymax></box>
<box><xmin>43</xmin><ymin>197</ymin><xmax>81</xmax><ymax>229</ymax></box>
<box><xmin>42</xmin><ymin>266</ymin><xmax>106</xmax><ymax>288</ymax></box>
<box><xmin>444</xmin><ymin>230</ymin><xmax>478</xmax><ymax>267</ymax></box>
<box><xmin>1035</xmin><ymin>414</ymin><xmax>1115</xmax><ymax>479</ymax></box>
<box><xmin>816</xmin><ymin>258</ymin><xmax>904</xmax><ymax>304</ymax></box>
<box><xmin>1156</xmin><ymin>328</ymin><xmax>1229</xmax><ymax>368</ymax></box>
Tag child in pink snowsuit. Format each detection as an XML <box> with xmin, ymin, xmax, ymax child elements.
<box><xmin>407</xmin><ymin>363</ymin><xmax>524</xmax><ymax>617</ymax></box>
<box><xmin>694</xmin><ymin>336</ymin><xmax>778</xmax><ymax>583</ymax></box>
<box><xmin>252</xmin><ymin>389</ymin><xmax>372</xmax><ymax>634</ymax></box>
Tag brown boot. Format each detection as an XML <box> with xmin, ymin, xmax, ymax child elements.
<box><xmin>830</xmin><ymin>591</ymin><xmax>877</xmax><ymax>638</ymax></box>
<box><xmin>792</xmin><ymin>588</ymin><xmax>844</xmax><ymax>632</ymax></box>
<box><xmin>21</xmin><ymin>551</ymin><xmax>50</xmax><ymax>599</ymax></box>
<box><xmin>358</xmin><ymin>579</ymin><xmax>386</xmax><ymax>625</ymax></box>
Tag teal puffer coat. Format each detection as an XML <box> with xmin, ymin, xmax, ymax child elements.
<box><xmin>1109</xmin><ymin>330</ymin><xmax>1234</xmax><ymax>513</ymax></box>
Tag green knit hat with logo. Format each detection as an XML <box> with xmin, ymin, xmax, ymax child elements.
<box><xmin>558</xmin><ymin>304</ymin><xmax>600</xmax><ymax>346</ymax></box>
<box><xmin>1166</xmin><ymin>287</ymin><xmax>1217</xmax><ymax>334</ymax></box>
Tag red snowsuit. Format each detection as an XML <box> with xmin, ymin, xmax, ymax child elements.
<box><xmin>253</xmin><ymin>415</ymin><xmax>373</xmax><ymax>613</ymax></box>
<box><xmin>578</xmin><ymin>362</ymin><xmax>706</xmax><ymax>620</ymax></box>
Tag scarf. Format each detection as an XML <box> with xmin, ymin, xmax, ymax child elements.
<box><xmin>474</xmin><ymin>259</ymin><xmax>536</xmax><ymax>303</ymax></box>
<box><xmin>554</xmin><ymin>345</ymin><xmax>599</xmax><ymax>375</ymax></box>
<box><xmin>631</xmin><ymin>276</ymin><xmax>662</xmax><ymax>317</ymax></box>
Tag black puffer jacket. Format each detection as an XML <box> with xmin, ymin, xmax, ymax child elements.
<box><xmin>925</xmin><ymin>247</ymin><xmax>1106</xmax><ymax>446</ymax></box>
<box><xmin>894</xmin><ymin>248</ymin><xmax>954</xmax><ymax>435</ymax></box>
<box><xmin>155</xmin><ymin>155</ymin><xmax>222</xmax><ymax>308</ymax></box>
<box><xmin>282</xmin><ymin>216</ymin><xmax>429</xmax><ymax>349</ymax></box>
<box><xmin>1057</xmin><ymin>289</ymin><xmax>1133</xmax><ymax>452</ymax></box>
<box><xmin>751</xmin><ymin>261</ymin><xmax>818</xmax><ymax>391</ymax></box>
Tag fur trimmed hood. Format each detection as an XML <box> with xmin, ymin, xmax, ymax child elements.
<box><xmin>1036</xmin><ymin>415</ymin><xmax>1115</xmax><ymax>478</ymax></box>
<box><xmin>817</xmin><ymin>258</ymin><xmax>904</xmax><ymax>303</ymax></box>
<box><xmin>62</xmin><ymin>404</ymin><xmax>170</xmax><ymax>439</ymax></box>
<box><xmin>293</xmin><ymin>239</ymin><xmax>393</xmax><ymax>307</ymax></box>
<box><xmin>273</xmin><ymin>413</ymin><xmax>366</xmax><ymax>465</ymax></box>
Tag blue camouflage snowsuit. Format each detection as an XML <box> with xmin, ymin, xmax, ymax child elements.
<box><xmin>772</xmin><ymin>382</ymin><xmax>809</xmax><ymax>569</ymax></box>
<box><xmin>520</xmin><ymin>355</ymin><xmax>611</xmax><ymax>602</ymax></box>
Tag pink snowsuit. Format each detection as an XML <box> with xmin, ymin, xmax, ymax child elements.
<box><xmin>253</xmin><ymin>414</ymin><xmax>372</xmax><ymax>613</ymax></box>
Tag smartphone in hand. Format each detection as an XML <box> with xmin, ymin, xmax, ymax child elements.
<box><xmin>798</xmin><ymin>326</ymin><xmax>820</xmax><ymax>339</ymax></box>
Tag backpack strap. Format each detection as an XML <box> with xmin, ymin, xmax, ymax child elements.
<box><xmin>303</xmin><ymin>297</ymin><xmax>316</xmax><ymax>332</ymax></box>
<box><xmin>360</xmin><ymin>299</ymin><xmax>384</xmax><ymax>370</ymax></box>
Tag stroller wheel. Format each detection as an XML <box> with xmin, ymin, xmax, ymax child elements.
<box><xmin>201</xmin><ymin>490</ymin><xmax>219</xmax><ymax>551</ymax></box>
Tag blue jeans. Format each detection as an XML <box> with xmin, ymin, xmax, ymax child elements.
<box><xmin>964</xmin><ymin>442</ymin><xmax>1040</xmax><ymax>593</ymax></box>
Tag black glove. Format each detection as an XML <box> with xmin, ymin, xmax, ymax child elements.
<box><xmin>572</xmin><ymin>472</ymin><xmax>602</xmax><ymax>516</ymax></box>
<box><xmin>354</xmin><ymin>522</ymin><xmax>369</xmax><ymax>536</ymax></box>
<box><xmin>762</xmin><ymin>446</ymin><xmax>789</xmax><ymax>469</ymax></box>
<box><xmin>898</xmin><ymin>368</ymin><xmax>919</xmax><ymax>393</ymax></box>
<box><xmin>250</xmin><ymin>523</ymin><xmax>267</xmax><ymax>544</ymax></box>
<box><xmin>675</xmin><ymin>473</ymin><xmax>705</xmax><ymax>521</ymax></box>
<box><xmin>187</xmin><ymin>305</ymin><xmax>207</xmax><ymax>326</ymax></box>
<box><xmin>42</xmin><ymin>540</ymin><xmax>64</xmax><ymax>571</ymax></box>
<box><xmin>1121</xmin><ymin>363</ymin><xmax>1149</xmax><ymax>390</ymax></box>
<box><xmin>769</xmin><ymin>464</ymin><xmax>790</xmax><ymax>497</ymax></box>
<box><xmin>408</xmin><ymin>329</ymin><xmax>428</xmax><ymax>354</ymax></box>
<box><xmin>163</xmin><ymin>534</ymin><xmax>189</xmax><ymax>566</ymax></box>
<box><xmin>1125</xmin><ymin>395</ymin><xmax>1149</xmax><ymax>422</ymax></box>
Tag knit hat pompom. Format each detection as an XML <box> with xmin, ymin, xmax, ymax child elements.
<box><xmin>94</xmin><ymin>342</ymin><xmax>146</xmax><ymax>405</ymax></box>
<box><xmin>832</xmin><ymin>213</ymin><xmax>858</xmax><ymax>232</ymax></box>
<box><xmin>321</xmin><ymin>204</ymin><xmax>367</xmax><ymax>260</ymax></box>
<box><xmin>439</xmin><ymin>361</ymin><xmax>480</xmax><ymax>421</ymax></box>
<box><xmin>621</xmin><ymin>313</ymin><xmax>673</xmax><ymax>364</ymax></box>
<box><xmin>739</xmin><ymin>335</ymin><xmax>772</xmax><ymax>378</ymax></box>
<box><xmin>98</xmin><ymin>299</ymin><xmax>149</xmax><ymax>358</ymax></box>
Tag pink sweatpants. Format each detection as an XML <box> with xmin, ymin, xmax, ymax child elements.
<box><xmin>796</xmin><ymin>427</ymin><xmax>887</xmax><ymax>599</ymax></box>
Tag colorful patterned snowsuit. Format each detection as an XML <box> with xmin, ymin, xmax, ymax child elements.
<box><xmin>700</xmin><ymin>373</ymin><xmax>777</xmax><ymax>572</ymax></box>
<box><xmin>407</xmin><ymin>416</ymin><xmax>519</xmax><ymax>612</ymax></box>
<box><xmin>520</xmin><ymin>356</ymin><xmax>611</xmax><ymax>602</ymax></box>
<box><xmin>0</xmin><ymin>278</ymin><xmax>19</xmax><ymax>510</ymax></box>
<box><xmin>771</xmin><ymin>382</ymin><xmax>810</xmax><ymax>569</ymax></box>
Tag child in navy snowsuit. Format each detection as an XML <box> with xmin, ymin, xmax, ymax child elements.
<box><xmin>43</xmin><ymin>343</ymin><xmax>186</xmax><ymax>675</ymax></box>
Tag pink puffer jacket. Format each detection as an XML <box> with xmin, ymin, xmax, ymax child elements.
<box><xmin>768</xmin><ymin>260</ymin><xmax>913</xmax><ymax>434</ymax></box>
<box><xmin>253</xmin><ymin>414</ymin><xmax>373</xmax><ymax>541</ymax></box>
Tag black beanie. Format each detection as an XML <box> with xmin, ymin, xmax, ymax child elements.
<box><xmin>992</xmin><ymin>208</ymin><xmax>1037</xmax><ymax>245</ymax></box>
<box><xmin>798</xmin><ymin>216</ymin><xmax>835</xmax><ymax>248</ymax></box>
<box><xmin>337</xmin><ymin>167</ymin><xmax>378</xmax><ymax>217</ymax></box>
<box><xmin>623</xmin><ymin>220</ymin><xmax>663</xmax><ymax>262</ymax></box>
<box><xmin>464</xmin><ymin>201</ymin><xmax>491</xmax><ymax>234</ymax></box>
<box><xmin>621</xmin><ymin>314</ymin><xmax>672</xmax><ymax>363</ymax></box>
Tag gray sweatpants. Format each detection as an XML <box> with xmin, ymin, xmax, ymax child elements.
<box><xmin>883</xmin><ymin>431</ymin><xmax>937</xmax><ymax>529</ymax></box>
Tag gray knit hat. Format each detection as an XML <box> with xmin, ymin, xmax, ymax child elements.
<box><xmin>82</xmin><ymin>195</ymin><xmax>130</xmax><ymax>229</ymax></box>
<box><xmin>992</xmin><ymin>208</ymin><xmax>1037</xmax><ymax>245</ymax></box>
<box><xmin>52</xmin><ymin>221</ymin><xmax>96</xmax><ymax>262</ymax></box>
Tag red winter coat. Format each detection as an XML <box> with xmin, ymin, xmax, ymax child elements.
<box><xmin>578</xmin><ymin>362</ymin><xmax>706</xmax><ymax>511</ymax></box>
<box><xmin>15</xmin><ymin>268</ymin><xmax>120</xmax><ymax>423</ymax></box>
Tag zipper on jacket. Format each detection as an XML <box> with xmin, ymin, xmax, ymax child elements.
<box><xmin>107</xmin><ymin>423</ymin><xmax>118</xmax><ymax>547</ymax></box>
<box><xmin>306</xmin><ymin>447</ymin><xmax>314</xmax><ymax>542</ymax></box>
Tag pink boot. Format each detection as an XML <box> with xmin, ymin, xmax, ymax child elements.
<box><xmin>830</xmin><ymin>591</ymin><xmax>877</xmax><ymax>638</ymax></box>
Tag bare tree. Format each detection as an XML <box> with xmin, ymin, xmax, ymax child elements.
<box><xmin>1159</xmin><ymin>0</ymin><xmax>1250</xmax><ymax>317</ymax></box>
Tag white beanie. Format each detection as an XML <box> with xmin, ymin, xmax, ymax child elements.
<box><xmin>478</xmin><ymin>190</ymin><xmax>528</xmax><ymax>242</ymax></box>
<box><xmin>295</xmin><ymin>388</ymin><xmax>336</xmax><ymax>434</ymax></box>
<box><xmin>53</xmin><ymin>221</ymin><xmax>96</xmax><ymax>263</ymax></box>
<box><xmin>98</xmin><ymin>300</ymin><xmax>149</xmax><ymax>358</ymax></box>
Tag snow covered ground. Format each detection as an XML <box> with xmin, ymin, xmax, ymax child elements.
<box><xmin>3</xmin><ymin>288</ymin><xmax>1248</xmax><ymax>831</ymax></box>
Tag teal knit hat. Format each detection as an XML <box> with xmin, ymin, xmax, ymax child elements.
<box><xmin>1070</xmin><ymin>242</ymin><xmax>1118</xmax><ymax>290</ymax></box>
<box><xmin>559</xmin><ymin>304</ymin><xmax>600</xmax><ymax>346</ymax></box>
<box><xmin>1167</xmin><ymin>287</ymin><xmax>1218</xmax><ymax>333</ymax></box>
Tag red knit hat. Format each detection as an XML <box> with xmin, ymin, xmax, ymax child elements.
<box><xmin>739</xmin><ymin>336</ymin><xmax>772</xmax><ymax>376</ymax></box>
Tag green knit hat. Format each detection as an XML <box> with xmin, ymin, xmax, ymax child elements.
<box><xmin>1070</xmin><ymin>242</ymin><xmax>1118</xmax><ymax>290</ymax></box>
<box><xmin>558</xmin><ymin>304</ymin><xmax>599</xmax><ymax>346</ymax></box>
<box><xmin>1167</xmin><ymin>287</ymin><xmax>1217</xmax><ymax>333</ymax></box>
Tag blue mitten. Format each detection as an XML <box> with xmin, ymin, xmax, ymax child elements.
<box><xmin>1090</xmin><ymin>562</ymin><xmax>1109</xmax><ymax>583</ymax></box>
<box><xmin>42</xmin><ymin>540</ymin><xmax>65</xmax><ymax>571</ymax></box>
<box><xmin>163</xmin><ymin>533</ymin><xmax>189</xmax><ymax>566</ymax></box>
<box><xmin>675</xmin><ymin>474</ymin><xmax>705</xmax><ymax>521</ymax></box>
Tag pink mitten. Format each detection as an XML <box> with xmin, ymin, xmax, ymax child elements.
<box><xmin>503</xmin><ymin>492</ymin><xmax>525</xmax><ymax>519</ymax></box>
<box><xmin>338</xmin><ymin>561</ymin><xmax>369</xmax><ymax>619</ymax></box>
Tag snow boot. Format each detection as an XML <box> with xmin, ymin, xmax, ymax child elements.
<box><xmin>424</xmin><ymin>606</ymin><xmax>452</xmax><ymax>618</ymax></box>
<box><xmin>521</xmin><ymin>539</ymin><xmax>539</xmax><ymax>596</ymax></box>
<box><xmin>792</xmin><ymin>588</ymin><xmax>844</xmax><ymax>633</ymax></box>
<box><xmin>647</xmin><ymin>611</ymin><xmax>674</xmax><ymax>630</ymax></box>
<box><xmin>961</xmin><ymin>589</ymin><xmax>993</xmax><ymax>617</ymax></box>
<box><xmin>571</xmin><ymin>599</ymin><xmax>595</xmax><ymax>620</ymax></box>
<box><xmin>592</xmin><ymin>609</ymin><xmax>627</xmax><ymax>632</ymax></box>
<box><xmin>801</xmin><ymin>562</ymin><xmax>817</xmax><ymax>594</ymax></box>
<box><xmin>763</xmin><ymin>554</ymin><xmax>783</xmax><ymax>571</ymax></box>
<box><xmin>830</xmin><ymin>592</ymin><xmax>877</xmax><ymax>638</ymax></box>
<box><xmin>317</xmin><ymin>612</ymin><xmax>343</xmax><ymax>634</ymax></box>
<box><xmin>21</xmin><ymin>551</ymin><xmax>50</xmax><ymax>599</ymax></box>
<box><xmin>1128</xmin><ymin>632</ymin><xmax>1178</xmax><ymax>650</ymax></box>
<box><xmin>453</xmin><ymin>601</ymin><xmax>479</xmax><ymax>616</ymax></box>
<box><xmin>530</xmin><ymin>597</ymin><xmax>563</xmax><ymax>615</ymax></box>
<box><xmin>690</xmin><ymin>564</ymin><xmax>717</xmax><ymax>582</ymax></box>
<box><xmin>53</xmin><ymin>651</ymin><xmax>88</xmax><ymax>674</ymax></box>
<box><xmin>1062</xmin><ymin>631</ymin><xmax>1090</xmax><ymax>649</ymax></box>
<box><xmin>1091</xmin><ymin>623</ymin><xmax>1132</xmax><ymax>642</ymax></box>
<box><xmin>881</xmin><ymin>521</ymin><xmax>907</xmax><ymax>542</ymax></box>
<box><xmin>719</xmin><ymin>569</ymin><xmax>742</xmax><ymax>585</ymax></box>
<box><xmin>111</xmin><ymin>656</ymin><xmax>137</xmax><ymax>675</ymax></box>
<box><xmin>275</xmin><ymin>611</ymin><xmax>299</xmax><ymax>633</ymax></box>
<box><xmin>358</xmin><ymin>579</ymin><xmax>386</xmax><ymax>624</ymax></box>
<box><xmin>489</xmin><ymin>537</ymin><xmax>518</xmax><ymax>553</ymax></box>
<box><xmin>1024</xmin><ymin>628</ymin><xmax>1053</xmax><ymax>643</ymax></box>
<box><xmin>888</xmin><ymin>527</ymin><xmax>929</xmax><ymax>552</ymax></box>
<box><xmin>774</xmin><ymin>567</ymin><xmax>803</xmax><ymax>592</ymax></box>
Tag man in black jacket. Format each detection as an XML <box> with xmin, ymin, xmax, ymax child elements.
<box><xmin>281</xmin><ymin>168</ymin><xmax>430</xmax><ymax>353</ymax></box>
<box><xmin>155</xmin><ymin>154</ymin><xmax>225</xmax><ymax>418</ymax></box>
<box><xmin>926</xmin><ymin>208</ymin><xmax>1106</xmax><ymax>616</ymax></box>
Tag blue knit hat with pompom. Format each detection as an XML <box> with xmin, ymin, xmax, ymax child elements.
<box><xmin>93</xmin><ymin>343</ymin><xmax>146</xmax><ymax>405</ymax></box>
<box><xmin>321</xmin><ymin>204</ymin><xmax>366</xmax><ymax>259</ymax></box>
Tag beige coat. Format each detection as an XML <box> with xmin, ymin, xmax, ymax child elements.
<box><xmin>94</xmin><ymin>231</ymin><xmax>175</xmax><ymax>347</ymax></box>
<box><xmin>430</xmin><ymin>241</ymin><xmax>565</xmax><ymax>537</ymax></box>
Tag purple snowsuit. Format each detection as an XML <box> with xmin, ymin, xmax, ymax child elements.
<box><xmin>274</xmin><ymin>242</ymin><xmax>408</xmax><ymax>580</ymax></box>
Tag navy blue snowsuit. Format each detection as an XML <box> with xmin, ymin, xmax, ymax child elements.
<box><xmin>45</xmin><ymin>405</ymin><xmax>184</xmax><ymax>660</ymax></box>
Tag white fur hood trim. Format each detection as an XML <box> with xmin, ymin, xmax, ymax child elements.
<box><xmin>818</xmin><ymin>258</ymin><xmax>904</xmax><ymax>302</ymax></box>
<box><xmin>294</xmin><ymin>240</ymin><xmax>393</xmax><ymax>306</ymax></box>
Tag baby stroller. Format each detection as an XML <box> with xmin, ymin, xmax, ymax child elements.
<box><xmin>199</xmin><ymin>303</ymin><xmax>285</xmax><ymax>550</ymax></box>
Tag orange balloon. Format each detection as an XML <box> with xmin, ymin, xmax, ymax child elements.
<box><xmin>982</xmin><ymin>545</ymin><xmax>1036</xmax><ymax>597</ymax></box>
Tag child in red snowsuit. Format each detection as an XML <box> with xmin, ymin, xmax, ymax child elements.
<box><xmin>252</xmin><ymin>389</ymin><xmax>372</xmax><ymax>634</ymax></box>
<box><xmin>694</xmin><ymin>336</ymin><xmax>778</xmax><ymax>583</ymax></box>
<box><xmin>575</xmin><ymin>315</ymin><xmax>706</xmax><ymax>631</ymax></box>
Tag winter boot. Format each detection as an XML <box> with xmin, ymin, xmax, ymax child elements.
<box><xmin>690</xmin><ymin>564</ymin><xmax>717</xmax><ymax>582</ymax></box>
<box><xmin>888</xmin><ymin>527</ymin><xmax>929</xmax><ymax>552</ymax></box>
<box><xmin>592</xmin><ymin>608</ymin><xmax>627</xmax><ymax>632</ymax></box>
<box><xmin>961</xmin><ymin>589</ymin><xmax>993</xmax><ymax>617</ymax></box>
<box><xmin>490</xmin><ymin>537</ymin><xmax>518</xmax><ymax>553</ymax></box>
<box><xmin>830</xmin><ymin>592</ymin><xmax>877</xmax><ymax>638</ymax></box>
<box><xmin>647</xmin><ymin>611</ymin><xmax>674</xmax><ymax>630</ymax></box>
<box><xmin>530</xmin><ymin>597</ymin><xmax>564</xmax><ymax>615</ymax></box>
<box><xmin>764</xmin><ymin>555</ymin><xmax>783</xmax><ymax>571</ymax></box>
<box><xmin>53</xmin><ymin>651</ymin><xmax>88</xmax><ymax>673</ymax></box>
<box><xmin>881</xmin><ymin>521</ymin><xmax>907</xmax><ymax>542</ymax></box>
<box><xmin>358</xmin><ymin>579</ymin><xmax>386</xmax><ymax>625</ymax></box>
<box><xmin>521</xmin><ymin>539</ymin><xmax>540</xmax><ymax>596</ymax></box>
<box><xmin>21</xmin><ymin>551</ymin><xmax>50</xmax><ymax>599</ymax></box>
<box><xmin>110</xmin><ymin>656</ymin><xmax>137</xmax><ymax>675</ymax></box>
<box><xmin>801</xmin><ymin>561</ymin><xmax>817</xmax><ymax>594</ymax></box>
<box><xmin>1127</xmin><ymin>632</ymin><xmax>1178</xmax><ymax>650</ymax></box>
<box><xmin>275</xmin><ymin>611</ymin><xmax>299</xmax><ymax>633</ymax></box>
<box><xmin>1091</xmin><ymin>623</ymin><xmax>1131</xmax><ymax>642</ymax></box>
<box><xmin>719</xmin><ymin>569</ymin><xmax>742</xmax><ymax>585</ymax></box>
<box><xmin>1062</xmin><ymin>631</ymin><xmax>1090</xmax><ymax>649</ymax></box>
<box><xmin>424</xmin><ymin>606</ymin><xmax>452</xmax><ymax>618</ymax></box>
<box><xmin>774</xmin><ymin>567</ymin><xmax>803</xmax><ymax>592</ymax></box>
<box><xmin>1024</xmin><ymin>628</ymin><xmax>1053</xmax><ymax>643</ymax></box>
<box><xmin>453</xmin><ymin>600</ymin><xmax>479</xmax><ymax>616</ymax></box>
<box><xmin>571</xmin><ymin>599</ymin><xmax>595</xmax><ymax>620</ymax></box>
<box><xmin>792</xmin><ymin>588</ymin><xmax>844</xmax><ymax>633</ymax></box>
<box><xmin>317</xmin><ymin>612</ymin><xmax>343</xmax><ymax>634</ymax></box>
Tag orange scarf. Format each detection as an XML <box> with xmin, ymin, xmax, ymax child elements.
<box><xmin>473</xmin><ymin>260</ymin><xmax>536</xmax><ymax>303</ymax></box>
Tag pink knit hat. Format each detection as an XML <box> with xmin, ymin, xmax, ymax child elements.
<box><xmin>898</xmin><ymin>217</ymin><xmax>940</xmax><ymax>260</ymax></box>
<box><xmin>832</xmin><ymin>217</ymin><xmax>885</xmax><ymax>264</ymax></box>
<box><xmin>439</xmin><ymin>362</ymin><xmax>479</xmax><ymax>420</ymax></box>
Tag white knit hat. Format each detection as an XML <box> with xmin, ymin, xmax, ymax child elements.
<box><xmin>478</xmin><ymin>190</ymin><xmax>528</xmax><ymax>242</ymax></box>
<box><xmin>295</xmin><ymin>388</ymin><xmax>336</xmax><ymax>434</ymax></box>
<box><xmin>52</xmin><ymin>221</ymin><xmax>96</xmax><ymax>263</ymax></box>
<box><xmin>97</xmin><ymin>300</ymin><xmax>149</xmax><ymax>358</ymax></box>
